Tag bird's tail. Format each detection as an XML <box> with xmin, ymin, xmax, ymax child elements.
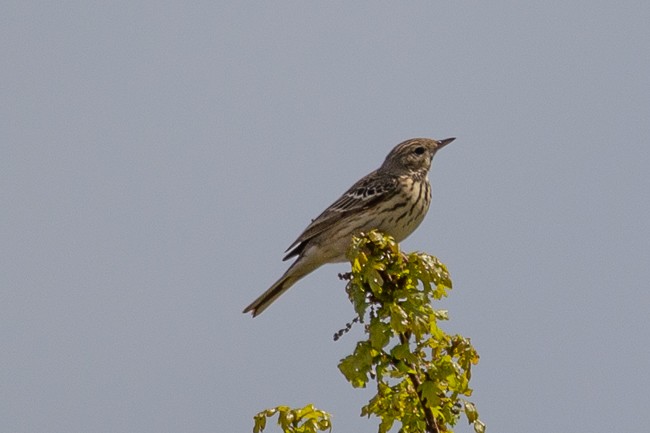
<box><xmin>242</xmin><ymin>273</ymin><xmax>295</xmax><ymax>317</ymax></box>
<box><xmin>243</xmin><ymin>259</ymin><xmax>318</xmax><ymax>317</ymax></box>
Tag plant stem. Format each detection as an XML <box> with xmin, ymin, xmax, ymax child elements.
<box><xmin>399</xmin><ymin>333</ymin><xmax>440</xmax><ymax>433</ymax></box>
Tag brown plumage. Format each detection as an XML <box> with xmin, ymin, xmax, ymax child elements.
<box><xmin>243</xmin><ymin>137</ymin><xmax>455</xmax><ymax>317</ymax></box>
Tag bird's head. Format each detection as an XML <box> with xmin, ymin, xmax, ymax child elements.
<box><xmin>380</xmin><ymin>137</ymin><xmax>455</xmax><ymax>175</ymax></box>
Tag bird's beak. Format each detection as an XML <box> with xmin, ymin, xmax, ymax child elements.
<box><xmin>437</xmin><ymin>137</ymin><xmax>456</xmax><ymax>149</ymax></box>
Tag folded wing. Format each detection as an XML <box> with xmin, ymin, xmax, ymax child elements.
<box><xmin>283</xmin><ymin>171</ymin><xmax>397</xmax><ymax>260</ymax></box>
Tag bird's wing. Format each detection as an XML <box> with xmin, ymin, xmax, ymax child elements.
<box><xmin>283</xmin><ymin>171</ymin><xmax>397</xmax><ymax>260</ymax></box>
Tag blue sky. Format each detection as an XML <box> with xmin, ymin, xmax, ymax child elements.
<box><xmin>2</xmin><ymin>2</ymin><xmax>649</xmax><ymax>432</ymax></box>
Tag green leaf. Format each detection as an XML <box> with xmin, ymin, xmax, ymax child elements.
<box><xmin>378</xmin><ymin>417</ymin><xmax>395</xmax><ymax>433</ymax></box>
<box><xmin>464</xmin><ymin>401</ymin><xmax>478</xmax><ymax>423</ymax></box>
<box><xmin>389</xmin><ymin>304</ymin><xmax>409</xmax><ymax>333</ymax></box>
<box><xmin>368</xmin><ymin>269</ymin><xmax>385</xmax><ymax>294</ymax></box>
<box><xmin>434</xmin><ymin>309</ymin><xmax>449</xmax><ymax>321</ymax></box>
<box><xmin>369</xmin><ymin>320</ymin><xmax>391</xmax><ymax>349</ymax></box>
<box><xmin>338</xmin><ymin>342</ymin><xmax>374</xmax><ymax>388</ymax></box>
<box><xmin>419</xmin><ymin>380</ymin><xmax>441</xmax><ymax>407</ymax></box>
<box><xmin>253</xmin><ymin>413</ymin><xmax>266</xmax><ymax>433</ymax></box>
<box><xmin>390</xmin><ymin>342</ymin><xmax>411</xmax><ymax>362</ymax></box>
<box><xmin>252</xmin><ymin>405</ymin><xmax>332</xmax><ymax>433</ymax></box>
<box><xmin>368</xmin><ymin>230</ymin><xmax>384</xmax><ymax>244</ymax></box>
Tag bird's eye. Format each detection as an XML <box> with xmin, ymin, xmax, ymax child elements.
<box><xmin>414</xmin><ymin>146</ymin><xmax>425</xmax><ymax>155</ymax></box>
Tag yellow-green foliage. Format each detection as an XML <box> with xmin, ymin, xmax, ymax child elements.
<box><xmin>253</xmin><ymin>231</ymin><xmax>484</xmax><ymax>433</ymax></box>
<box><xmin>253</xmin><ymin>405</ymin><xmax>331</xmax><ymax>433</ymax></box>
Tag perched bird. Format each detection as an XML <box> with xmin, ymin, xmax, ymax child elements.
<box><xmin>243</xmin><ymin>137</ymin><xmax>455</xmax><ymax>317</ymax></box>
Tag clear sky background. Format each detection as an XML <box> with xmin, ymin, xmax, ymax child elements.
<box><xmin>2</xmin><ymin>2</ymin><xmax>649</xmax><ymax>432</ymax></box>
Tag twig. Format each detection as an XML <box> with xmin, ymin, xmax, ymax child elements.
<box><xmin>399</xmin><ymin>333</ymin><xmax>440</xmax><ymax>433</ymax></box>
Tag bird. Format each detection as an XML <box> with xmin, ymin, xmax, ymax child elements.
<box><xmin>243</xmin><ymin>137</ymin><xmax>455</xmax><ymax>317</ymax></box>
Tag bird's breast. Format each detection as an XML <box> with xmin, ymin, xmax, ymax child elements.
<box><xmin>367</xmin><ymin>176</ymin><xmax>432</xmax><ymax>243</ymax></box>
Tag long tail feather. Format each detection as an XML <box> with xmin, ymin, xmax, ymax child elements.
<box><xmin>242</xmin><ymin>273</ymin><xmax>296</xmax><ymax>317</ymax></box>
<box><xmin>243</xmin><ymin>256</ymin><xmax>321</xmax><ymax>317</ymax></box>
